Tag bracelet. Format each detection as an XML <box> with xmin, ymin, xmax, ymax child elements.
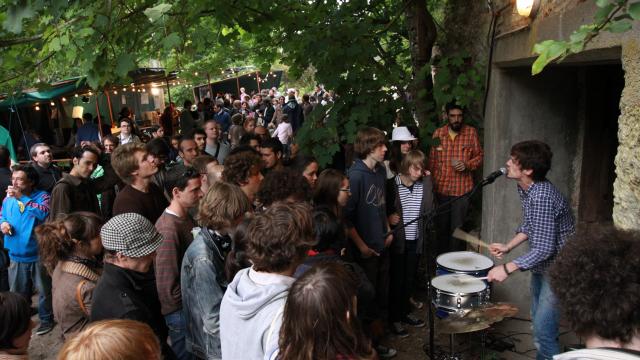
<box><xmin>503</xmin><ymin>263</ymin><xmax>512</xmax><ymax>276</ymax></box>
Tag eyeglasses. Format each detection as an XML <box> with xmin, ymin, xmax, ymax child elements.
<box><xmin>339</xmin><ymin>187</ymin><xmax>351</xmax><ymax>193</ymax></box>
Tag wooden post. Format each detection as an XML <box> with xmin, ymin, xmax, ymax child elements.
<box><xmin>206</xmin><ymin>72</ymin><xmax>213</xmax><ymax>99</ymax></box>
<box><xmin>255</xmin><ymin>71</ymin><xmax>261</xmax><ymax>93</ymax></box>
<box><xmin>235</xmin><ymin>71</ymin><xmax>241</xmax><ymax>98</ymax></box>
<box><xmin>165</xmin><ymin>77</ymin><xmax>172</xmax><ymax>104</ymax></box>
<box><xmin>94</xmin><ymin>91</ymin><xmax>103</xmax><ymax>135</ymax></box>
<box><xmin>103</xmin><ymin>90</ymin><xmax>115</xmax><ymax>137</ymax></box>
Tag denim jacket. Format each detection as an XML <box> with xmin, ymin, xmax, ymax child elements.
<box><xmin>181</xmin><ymin>227</ymin><xmax>229</xmax><ymax>360</ymax></box>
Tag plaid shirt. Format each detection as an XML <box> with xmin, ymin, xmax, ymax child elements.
<box><xmin>428</xmin><ymin>124</ymin><xmax>483</xmax><ymax>196</ymax></box>
<box><xmin>513</xmin><ymin>181</ymin><xmax>575</xmax><ymax>273</ymax></box>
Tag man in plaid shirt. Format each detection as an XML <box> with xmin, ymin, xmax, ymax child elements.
<box><xmin>429</xmin><ymin>103</ymin><xmax>483</xmax><ymax>254</ymax></box>
<box><xmin>488</xmin><ymin>140</ymin><xmax>575</xmax><ymax>360</ymax></box>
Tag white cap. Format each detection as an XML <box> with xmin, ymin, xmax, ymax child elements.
<box><xmin>391</xmin><ymin>126</ymin><xmax>416</xmax><ymax>142</ymax></box>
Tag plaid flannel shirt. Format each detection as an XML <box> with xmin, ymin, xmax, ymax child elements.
<box><xmin>513</xmin><ymin>181</ymin><xmax>575</xmax><ymax>273</ymax></box>
<box><xmin>428</xmin><ymin>124</ymin><xmax>483</xmax><ymax>196</ymax></box>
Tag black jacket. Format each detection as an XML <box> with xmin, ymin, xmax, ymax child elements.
<box><xmin>91</xmin><ymin>263</ymin><xmax>176</xmax><ymax>359</ymax></box>
<box><xmin>33</xmin><ymin>163</ymin><xmax>62</xmax><ymax>193</ymax></box>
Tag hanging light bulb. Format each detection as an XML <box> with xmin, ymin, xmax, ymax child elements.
<box><xmin>113</xmin><ymin>90</ymin><xmax>118</xmax><ymax>95</ymax></box>
<box><xmin>75</xmin><ymin>94</ymin><xmax>79</xmax><ymax>97</ymax></box>
<box><xmin>194</xmin><ymin>72</ymin><xmax>198</xmax><ymax>76</ymax></box>
<box><xmin>62</xmin><ymin>97</ymin><xmax>67</xmax><ymax>102</ymax></box>
<box><xmin>142</xmin><ymin>88</ymin><xmax>146</xmax><ymax>92</ymax></box>
<box><xmin>122</xmin><ymin>87</ymin><xmax>126</xmax><ymax>92</ymax></box>
<box><xmin>88</xmin><ymin>91</ymin><xmax>93</xmax><ymax>96</ymax></box>
<box><xmin>50</xmin><ymin>101</ymin><xmax>55</xmax><ymax>106</ymax></box>
<box><xmin>35</xmin><ymin>105</ymin><xmax>40</xmax><ymax>111</ymax></box>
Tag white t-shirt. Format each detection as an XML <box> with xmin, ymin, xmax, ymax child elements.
<box><xmin>272</xmin><ymin>122</ymin><xmax>292</xmax><ymax>145</ymax></box>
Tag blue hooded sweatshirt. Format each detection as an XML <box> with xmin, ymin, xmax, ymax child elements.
<box><xmin>345</xmin><ymin>159</ymin><xmax>388</xmax><ymax>253</ymax></box>
<box><xmin>0</xmin><ymin>190</ymin><xmax>50</xmax><ymax>262</ymax></box>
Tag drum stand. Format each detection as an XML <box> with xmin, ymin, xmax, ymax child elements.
<box><xmin>387</xmin><ymin>178</ymin><xmax>499</xmax><ymax>360</ymax></box>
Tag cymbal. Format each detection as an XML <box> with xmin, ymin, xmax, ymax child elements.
<box><xmin>436</xmin><ymin>316</ymin><xmax>492</xmax><ymax>334</ymax></box>
<box><xmin>436</xmin><ymin>303</ymin><xmax>519</xmax><ymax>334</ymax></box>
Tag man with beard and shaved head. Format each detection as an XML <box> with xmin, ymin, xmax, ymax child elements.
<box><xmin>429</xmin><ymin>102</ymin><xmax>483</xmax><ymax>255</ymax></box>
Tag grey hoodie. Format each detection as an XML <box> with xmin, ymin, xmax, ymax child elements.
<box><xmin>220</xmin><ymin>267</ymin><xmax>295</xmax><ymax>360</ymax></box>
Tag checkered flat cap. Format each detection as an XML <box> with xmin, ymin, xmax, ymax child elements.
<box><xmin>101</xmin><ymin>213</ymin><xmax>163</xmax><ymax>258</ymax></box>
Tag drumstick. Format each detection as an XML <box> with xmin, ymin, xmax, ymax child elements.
<box><xmin>453</xmin><ymin>275</ymin><xmax>488</xmax><ymax>283</ymax></box>
<box><xmin>452</xmin><ymin>228</ymin><xmax>490</xmax><ymax>250</ymax></box>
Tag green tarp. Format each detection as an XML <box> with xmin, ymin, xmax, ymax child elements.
<box><xmin>0</xmin><ymin>79</ymin><xmax>84</xmax><ymax>110</ymax></box>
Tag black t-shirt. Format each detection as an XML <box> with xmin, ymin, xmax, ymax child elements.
<box><xmin>112</xmin><ymin>182</ymin><xmax>169</xmax><ymax>223</ymax></box>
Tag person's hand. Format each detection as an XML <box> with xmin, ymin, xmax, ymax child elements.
<box><xmin>6</xmin><ymin>185</ymin><xmax>20</xmax><ymax>199</ymax></box>
<box><xmin>388</xmin><ymin>213</ymin><xmax>400</xmax><ymax>226</ymax></box>
<box><xmin>1</xmin><ymin>222</ymin><xmax>12</xmax><ymax>235</ymax></box>
<box><xmin>487</xmin><ymin>266</ymin><xmax>509</xmax><ymax>283</ymax></box>
<box><xmin>453</xmin><ymin>160</ymin><xmax>466</xmax><ymax>172</ymax></box>
<box><xmin>359</xmin><ymin>246</ymin><xmax>380</xmax><ymax>259</ymax></box>
<box><xmin>489</xmin><ymin>243</ymin><xmax>509</xmax><ymax>259</ymax></box>
<box><xmin>384</xmin><ymin>233</ymin><xmax>394</xmax><ymax>248</ymax></box>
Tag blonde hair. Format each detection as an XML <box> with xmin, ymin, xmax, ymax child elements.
<box><xmin>111</xmin><ymin>143</ymin><xmax>146</xmax><ymax>184</ymax></box>
<box><xmin>399</xmin><ymin>150</ymin><xmax>426</xmax><ymax>175</ymax></box>
<box><xmin>57</xmin><ymin>319</ymin><xmax>161</xmax><ymax>360</ymax></box>
<box><xmin>198</xmin><ymin>181</ymin><xmax>251</xmax><ymax>230</ymax></box>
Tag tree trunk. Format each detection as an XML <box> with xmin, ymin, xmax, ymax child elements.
<box><xmin>404</xmin><ymin>0</ymin><xmax>437</xmax><ymax>127</ymax></box>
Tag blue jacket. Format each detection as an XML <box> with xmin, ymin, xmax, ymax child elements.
<box><xmin>214</xmin><ymin>111</ymin><xmax>231</xmax><ymax>133</ymax></box>
<box><xmin>181</xmin><ymin>228</ymin><xmax>229</xmax><ymax>360</ymax></box>
<box><xmin>0</xmin><ymin>190</ymin><xmax>50</xmax><ymax>262</ymax></box>
<box><xmin>345</xmin><ymin>159</ymin><xmax>388</xmax><ymax>253</ymax></box>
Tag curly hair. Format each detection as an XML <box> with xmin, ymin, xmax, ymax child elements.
<box><xmin>36</xmin><ymin>212</ymin><xmax>104</xmax><ymax>273</ymax></box>
<box><xmin>549</xmin><ymin>225</ymin><xmax>640</xmax><ymax>344</ymax></box>
<box><xmin>247</xmin><ymin>201</ymin><xmax>314</xmax><ymax>273</ymax></box>
<box><xmin>222</xmin><ymin>150</ymin><xmax>262</xmax><ymax>186</ymax></box>
<box><xmin>278</xmin><ymin>262</ymin><xmax>375</xmax><ymax>360</ymax></box>
<box><xmin>510</xmin><ymin>140</ymin><xmax>552</xmax><ymax>181</ymax></box>
<box><xmin>256</xmin><ymin>168</ymin><xmax>311</xmax><ymax>207</ymax></box>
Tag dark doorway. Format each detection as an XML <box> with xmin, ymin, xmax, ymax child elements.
<box><xmin>578</xmin><ymin>65</ymin><xmax>622</xmax><ymax>224</ymax></box>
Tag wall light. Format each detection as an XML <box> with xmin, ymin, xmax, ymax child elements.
<box><xmin>516</xmin><ymin>0</ymin><xmax>539</xmax><ymax>17</ymax></box>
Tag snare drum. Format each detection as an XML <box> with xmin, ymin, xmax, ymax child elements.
<box><xmin>431</xmin><ymin>274</ymin><xmax>490</xmax><ymax>313</ymax></box>
<box><xmin>436</xmin><ymin>251</ymin><xmax>494</xmax><ymax>277</ymax></box>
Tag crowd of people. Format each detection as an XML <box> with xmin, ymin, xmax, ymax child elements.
<box><xmin>0</xmin><ymin>90</ymin><xmax>638</xmax><ymax>360</ymax></box>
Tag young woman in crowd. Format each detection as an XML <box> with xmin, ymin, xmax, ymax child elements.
<box><xmin>313</xmin><ymin>169</ymin><xmax>351</xmax><ymax>219</ymax></box>
<box><xmin>0</xmin><ymin>292</ymin><xmax>34</xmax><ymax>360</ymax></box>
<box><xmin>278</xmin><ymin>262</ymin><xmax>376</xmax><ymax>360</ymax></box>
<box><xmin>385</xmin><ymin>150</ymin><xmax>433</xmax><ymax>337</ymax></box>
<box><xmin>57</xmin><ymin>319</ymin><xmax>161</xmax><ymax>360</ymax></box>
<box><xmin>290</xmin><ymin>154</ymin><xmax>319</xmax><ymax>189</ymax></box>
<box><xmin>36</xmin><ymin>212</ymin><xmax>104</xmax><ymax>339</ymax></box>
<box><xmin>386</xmin><ymin>126</ymin><xmax>416</xmax><ymax>179</ymax></box>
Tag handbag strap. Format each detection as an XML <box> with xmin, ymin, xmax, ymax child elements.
<box><xmin>75</xmin><ymin>280</ymin><xmax>89</xmax><ymax>316</ymax></box>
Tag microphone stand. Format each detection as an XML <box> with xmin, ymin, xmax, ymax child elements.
<box><xmin>386</xmin><ymin>176</ymin><xmax>500</xmax><ymax>359</ymax></box>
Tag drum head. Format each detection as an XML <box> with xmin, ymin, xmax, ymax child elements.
<box><xmin>431</xmin><ymin>274</ymin><xmax>486</xmax><ymax>294</ymax></box>
<box><xmin>436</xmin><ymin>251</ymin><xmax>494</xmax><ymax>272</ymax></box>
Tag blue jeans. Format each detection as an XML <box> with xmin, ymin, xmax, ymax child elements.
<box><xmin>165</xmin><ymin>310</ymin><xmax>192</xmax><ymax>360</ymax></box>
<box><xmin>531</xmin><ymin>273</ymin><xmax>560</xmax><ymax>360</ymax></box>
<box><xmin>8</xmin><ymin>260</ymin><xmax>53</xmax><ymax>325</ymax></box>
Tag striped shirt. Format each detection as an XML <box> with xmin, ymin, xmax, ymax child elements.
<box><xmin>396</xmin><ymin>176</ymin><xmax>423</xmax><ymax>241</ymax></box>
<box><xmin>428</xmin><ymin>124</ymin><xmax>483</xmax><ymax>196</ymax></box>
<box><xmin>512</xmin><ymin>181</ymin><xmax>575</xmax><ymax>273</ymax></box>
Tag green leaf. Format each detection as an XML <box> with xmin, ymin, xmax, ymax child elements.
<box><xmin>78</xmin><ymin>28</ymin><xmax>95</xmax><ymax>37</ymax></box>
<box><xmin>162</xmin><ymin>32</ymin><xmax>182</xmax><ymax>50</ymax></box>
<box><xmin>595</xmin><ymin>0</ymin><xmax>611</xmax><ymax>7</ymax></box>
<box><xmin>605</xmin><ymin>19</ymin><xmax>632</xmax><ymax>33</ymax></box>
<box><xmin>50</xmin><ymin>38</ymin><xmax>62</xmax><ymax>52</ymax></box>
<box><xmin>116</xmin><ymin>54</ymin><xmax>136</xmax><ymax>77</ymax></box>
<box><xmin>594</xmin><ymin>3</ymin><xmax>615</xmax><ymax>23</ymax></box>
<box><xmin>144</xmin><ymin>3</ymin><xmax>172</xmax><ymax>23</ymax></box>
<box><xmin>628</xmin><ymin>2</ymin><xmax>640</xmax><ymax>20</ymax></box>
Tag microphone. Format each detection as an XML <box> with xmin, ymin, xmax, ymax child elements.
<box><xmin>481</xmin><ymin>167</ymin><xmax>506</xmax><ymax>185</ymax></box>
